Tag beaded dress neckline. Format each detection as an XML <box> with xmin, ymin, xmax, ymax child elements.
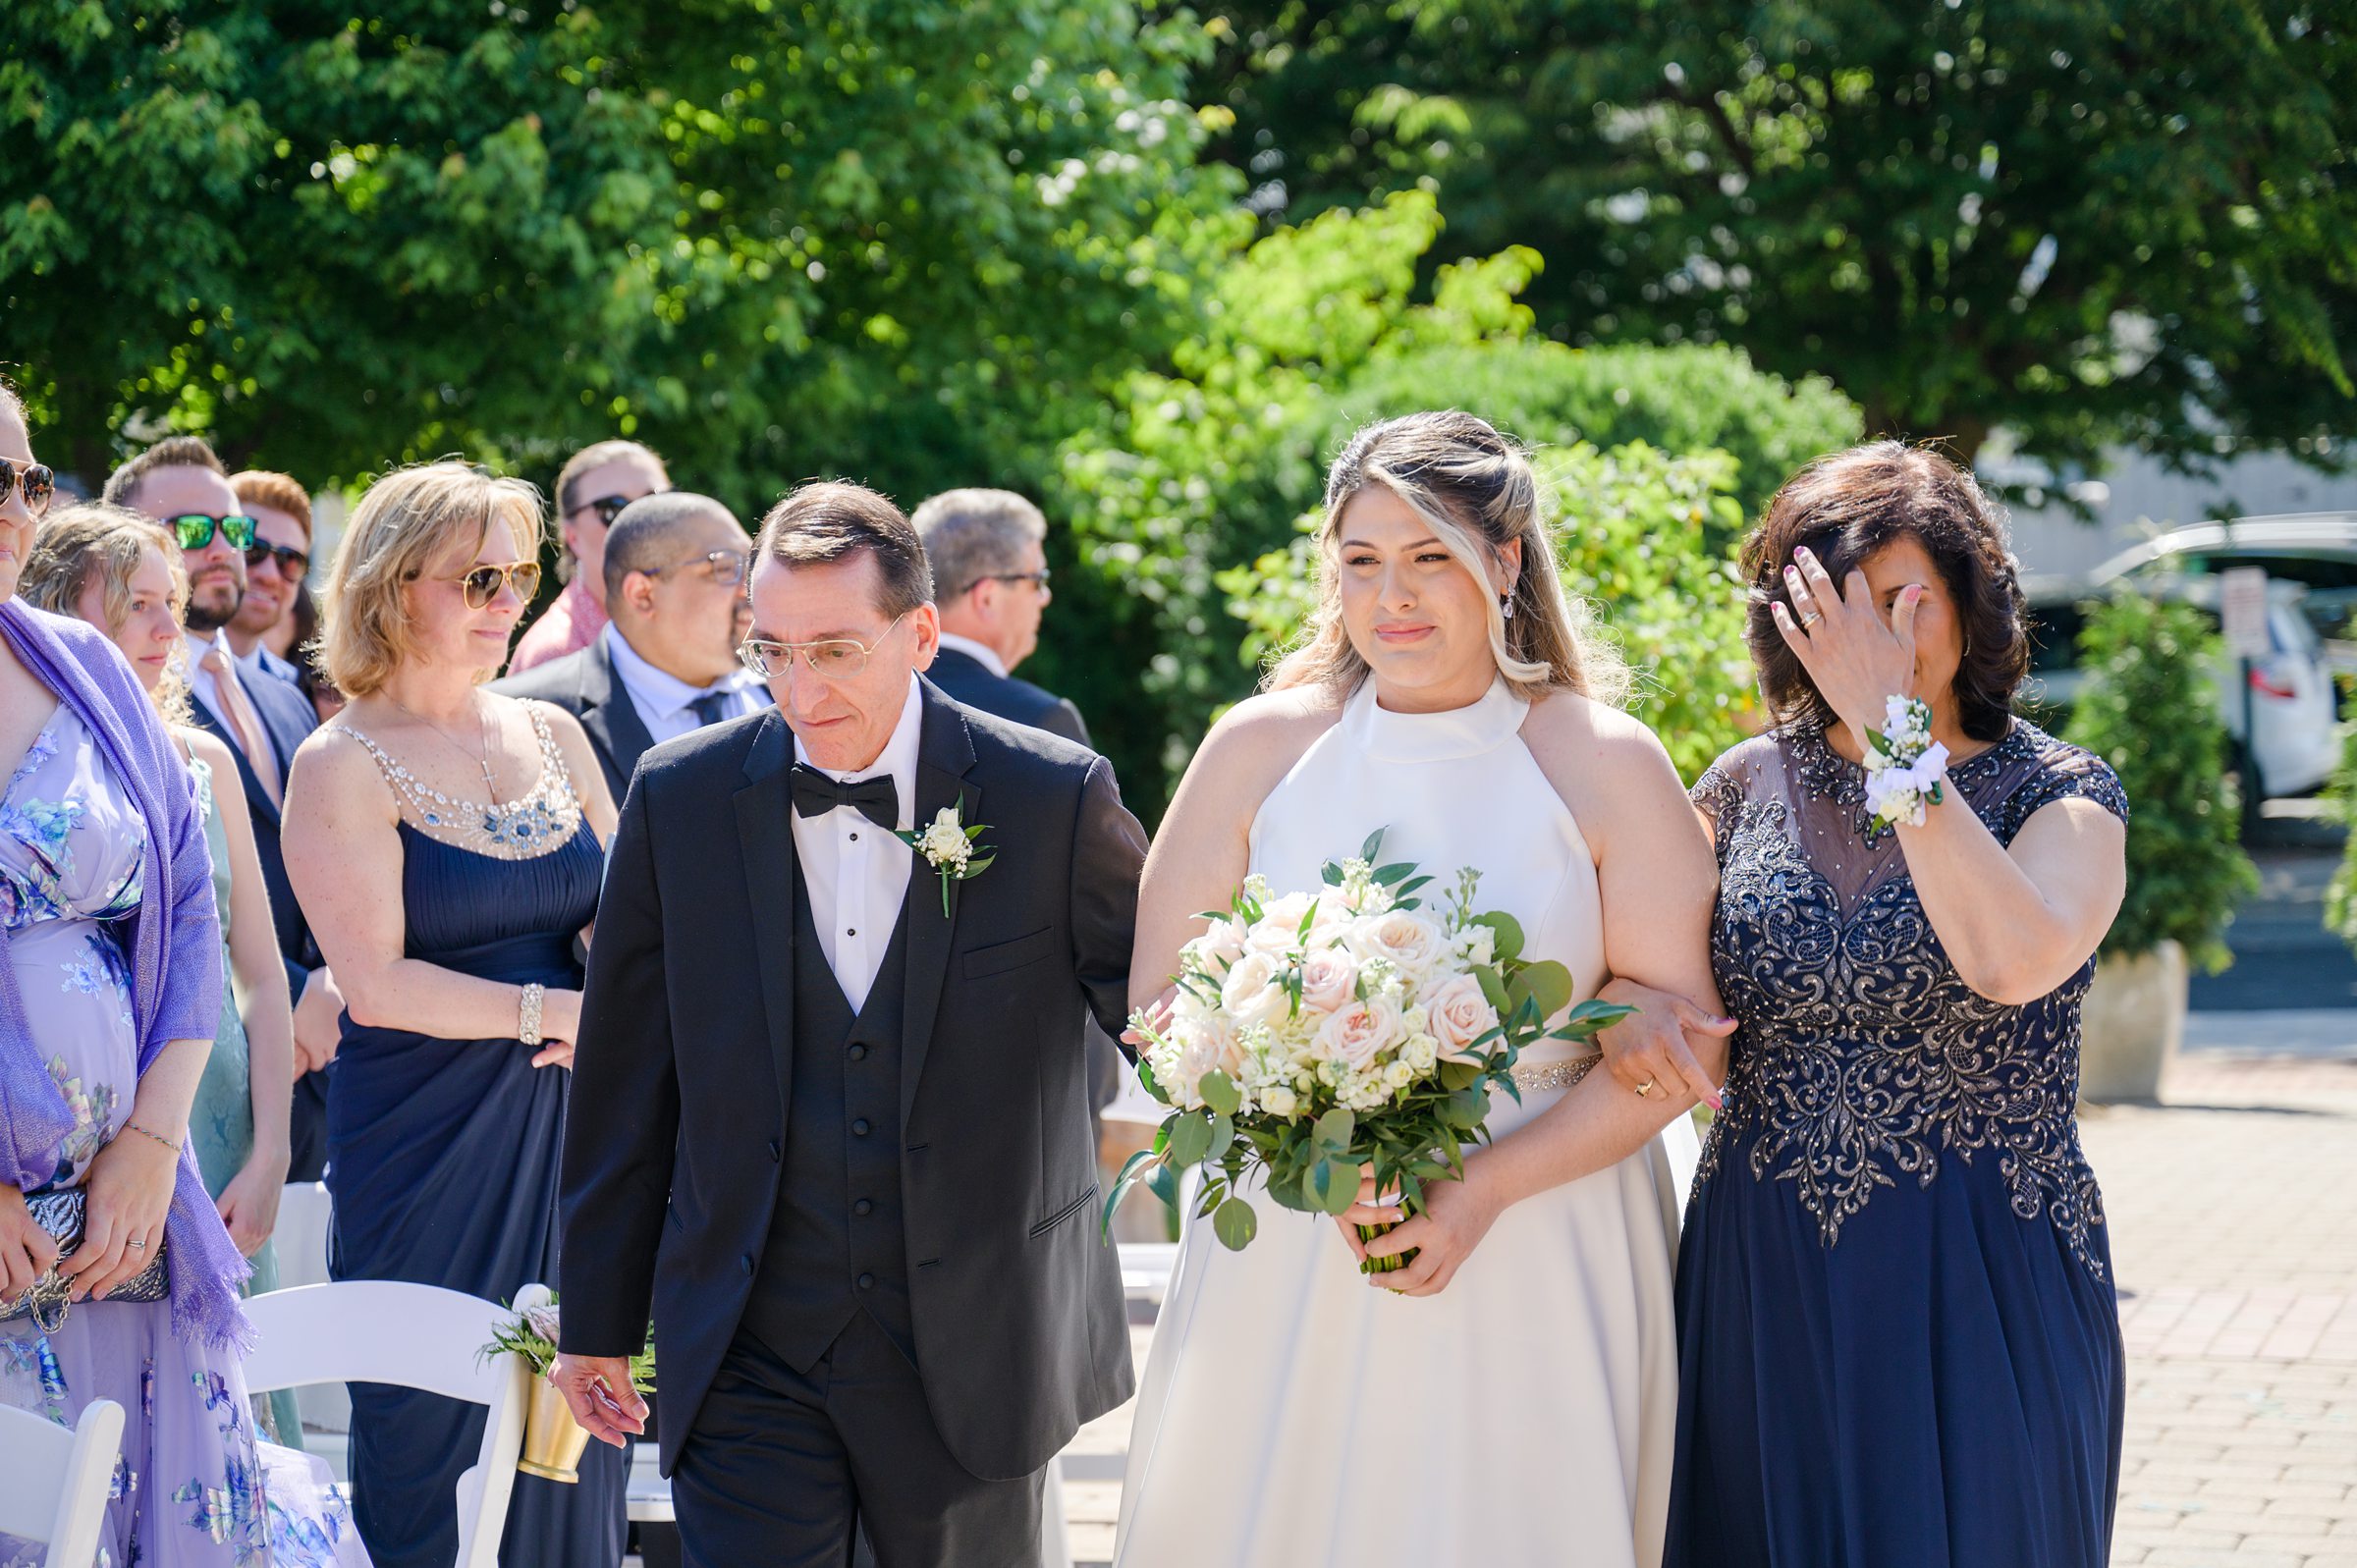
<box><xmin>344</xmin><ymin>704</ymin><xmax>584</xmax><ymax>860</ymax></box>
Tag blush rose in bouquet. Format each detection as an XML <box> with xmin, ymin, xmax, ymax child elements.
<box><xmin>1108</xmin><ymin>831</ymin><xmax>1631</xmax><ymax>1272</ymax></box>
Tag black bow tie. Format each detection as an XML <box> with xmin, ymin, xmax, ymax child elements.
<box><xmin>789</xmin><ymin>763</ymin><xmax>899</xmax><ymax>832</ymax></box>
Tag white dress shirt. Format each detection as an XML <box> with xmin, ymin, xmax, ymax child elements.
<box><xmin>184</xmin><ymin>627</ymin><xmax>229</xmax><ymax>726</ymax></box>
<box><xmin>790</xmin><ymin>676</ymin><xmax>923</xmax><ymax>1012</ymax></box>
<box><xmin>935</xmin><ymin>632</ymin><xmax>1009</xmax><ymax>679</ymax></box>
<box><xmin>602</xmin><ymin>624</ymin><xmax>764</xmax><ymax>746</ymax></box>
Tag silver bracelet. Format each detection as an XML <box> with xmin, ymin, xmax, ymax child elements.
<box><xmin>519</xmin><ymin>983</ymin><xmax>545</xmax><ymax>1048</ymax></box>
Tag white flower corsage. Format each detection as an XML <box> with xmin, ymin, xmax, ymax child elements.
<box><xmin>1859</xmin><ymin>694</ymin><xmax>1948</xmax><ymax>832</ymax></box>
<box><xmin>897</xmin><ymin>803</ymin><xmax>996</xmax><ymax>916</ymax></box>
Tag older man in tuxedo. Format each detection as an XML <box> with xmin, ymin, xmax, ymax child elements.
<box><xmin>554</xmin><ymin>481</ymin><xmax>1142</xmax><ymax>1566</ymax></box>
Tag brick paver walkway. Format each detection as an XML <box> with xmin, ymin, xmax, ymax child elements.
<box><xmin>1065</xmin><ymin>1043</ymin><xmax>2357</xmax><ymax>1565</ymax></box>
<box><xmin>2091</xmin><ymin>1050</ymin><xmax>2357</xmax><ymax>1566</ymax></box>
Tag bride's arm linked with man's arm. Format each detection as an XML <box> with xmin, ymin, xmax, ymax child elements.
<box><xmin>1343</xmin><ymin>694</ymin><xmax>1731</xmax><ymax>1294</ymax></box>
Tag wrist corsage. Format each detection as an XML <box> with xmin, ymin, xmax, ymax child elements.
<box><xmin>1860</xmin><ymin>695</ymin><xmax>1948</xmax><ymax>831</ymax></box>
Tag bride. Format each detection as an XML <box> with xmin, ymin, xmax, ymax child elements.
<box><xmin>1116</xmin><ymin>410</ymin><xmax>1731</xmax><ymax>1567</ymax></box>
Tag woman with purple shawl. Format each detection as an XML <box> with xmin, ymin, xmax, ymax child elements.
<box><xmin>0</xmin><ymin>386</ymin><xmax>366</xmax><ymax>1565</ymax></box>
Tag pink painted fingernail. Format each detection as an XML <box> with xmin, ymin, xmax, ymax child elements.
<box><xmin>1904</xmin><ymin>584</ymin><xmax>1924</xmax><ymax>604</ymax></box>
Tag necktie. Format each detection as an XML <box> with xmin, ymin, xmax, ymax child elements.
<box><xmin>687</xmin><ymin>689</ymin><xmax>733</xmax><ymax>728</ymax></box>
<box><xmin>199</xmin><ymin>642</ymin><xmax>283</xmax><ymax>808</ymax></box>
<box><xmin>789</xmin><ymin>763</ymin><xmax>899</xmax><ymax>831</ymax></box>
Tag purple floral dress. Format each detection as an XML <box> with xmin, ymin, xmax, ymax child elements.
<box><xmin>1</xmin><ymin>706</ymin><xmax>367</xmax><ymax>1568</ymax></box>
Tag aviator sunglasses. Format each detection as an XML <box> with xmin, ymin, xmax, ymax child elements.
<box><xmin>1</xmin><ymin>457</ymin><xmax>57</xmax><ymax>518</ymax></box>
<box><xmin>165</xmin><ymin>513</ymin><xmax>258</xmax><ymax>553</ymax></box>
<box><xmin>442</xmin><ymin>560</ymin><xmax>543</xmax><ymax>609</ymax></box>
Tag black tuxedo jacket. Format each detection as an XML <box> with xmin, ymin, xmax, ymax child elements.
<box><xmin>559</xmin><ymin>678</ymin><xmax>1145</xmax><ymax>1479</ymax></box>
<box><xmin>190</xmin><ymin>665</ymin><xmax>319</xmax><ymax>1000</ymax></box>
<box><xmin>924</xmin><ymin>646</ymin><xmax>1090</xmax><ymax>748</ymax></box>
<box><xmin>488</xmin><ymin>635</ymin><xmax>655</xmax><ymax>805</ymax></box>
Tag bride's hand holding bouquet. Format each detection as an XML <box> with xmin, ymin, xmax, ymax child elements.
<box><xmin>1110</xmin><ymin>831</ymin><xmax>1629</xmax><ymax>1290</ymax></box>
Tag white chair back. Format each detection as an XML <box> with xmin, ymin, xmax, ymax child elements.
<box><xmin>242</xmin><ymin>1280</ymin><xmax>542</xmax><ymax>1568</ymax></box>
<box><xmin>0</xmin><ymin>1398</ymin><xmax>125</xmax><ymax>1568</ymax></box>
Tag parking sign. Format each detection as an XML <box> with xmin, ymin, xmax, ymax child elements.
<box><xmin>2220</xmin><ymin>567</ymin><xmax>2271</xmax><ymax>661</ymax></box>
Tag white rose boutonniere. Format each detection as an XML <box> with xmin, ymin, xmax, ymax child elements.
<box><xmin>896</xmin><ymin>803</ymin><xmax>996</xmax><ymax>916</ymax></box>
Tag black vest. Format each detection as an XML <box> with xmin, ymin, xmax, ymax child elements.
<box><xmin>740</xmin><ymin>863</ymin><xmax>916</xmax><ymax>1373</ymax></box>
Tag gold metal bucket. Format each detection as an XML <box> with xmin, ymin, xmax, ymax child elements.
<box><xmin>517</xmin><ymin>1375</ymin><xmax>592</xmax><ymax>1484</ymax></box>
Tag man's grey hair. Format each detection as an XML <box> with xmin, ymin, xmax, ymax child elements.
<box><xmin>602</xmin><ymin>491</ymin><xmax>741</xmax><ymax>605</ymax></box>
<box><xmin>909</xmin><ymin>488</ymin><xmax>1048</xmax><ymax>601</ymax></box>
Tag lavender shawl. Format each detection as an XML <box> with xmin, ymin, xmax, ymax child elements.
<box><xmin>0</xmin><ymin>597</ymin><xmax>250</xmax><ymax>1349</ymax></box>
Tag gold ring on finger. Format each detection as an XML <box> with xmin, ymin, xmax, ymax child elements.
<box><xmin>1798</xmin><ymin>611</ymin><xmax>1824</xmax><ymax>629</ymax></box>
<box><xmin>1635</xmin><ymin>1080</ymin><xmax>1657</xmax><ymax>1098</ymax></box>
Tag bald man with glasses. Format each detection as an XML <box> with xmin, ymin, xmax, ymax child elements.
<box><xmin>494</xmin><ymin>493</ymin><xmax>765</xmax><ymax>802</ymax></box>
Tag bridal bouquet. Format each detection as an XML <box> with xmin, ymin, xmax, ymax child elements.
<box><xmin>1108</xmin><ymin>832</ymin><xmax>1630</xmax><ymax>1272</ymax></box>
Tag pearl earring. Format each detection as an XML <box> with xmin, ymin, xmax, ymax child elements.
<box><xmin>1501</xmin><ymin>590</ymin><xmax>1515</xmax><ymax>621</ymax></box>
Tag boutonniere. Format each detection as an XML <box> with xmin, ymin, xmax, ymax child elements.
<box><xmin>897</xmin><ymin>803</ymin><xmax>996</xmax><ymax>916</ymax></box>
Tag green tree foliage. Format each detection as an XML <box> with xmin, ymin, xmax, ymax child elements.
<box><xmin>1</xmin><ymin>0</ymin><xmax>1235</xmax><ymax>507</ymax></box>
<box><xmin>1197</xmin><ymin>1</ymin><xmax>2357</xmax><ymax>480</ymax></box>
<box><xmin>2061</xmin><ymin>593</ymin><xmax>2256</xmax><ymax>972</ymax></box>
<box><xmin>1055</xmin><ymin>189</ymin><xmax>1854</xmax><ymax>798</ymax></box>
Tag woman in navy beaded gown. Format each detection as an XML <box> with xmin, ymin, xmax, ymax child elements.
<box><xmin>1649</xmin><ymin>445</ymin><xmax>2130</xmax><ymax>1568</ymax></box>
<box><xmin>283</xmin><ymin>462</ymin><xmax>625</xmax><ymax>1568</ymax></box>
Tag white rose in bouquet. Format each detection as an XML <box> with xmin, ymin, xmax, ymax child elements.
<box><xmin>1298</xmin><ymin>947</ymin><xmax>1359</xmax><ymax>1014</ymax></box>
<box><xmin>1182</xmin><ymin>916</ymin><xmax>1250</xmax><ymax>976</ymax></box>
<box><xmin>1314</xmin><ymin>992</ymin><xmax>1405</xmax><ymax>1071</ymax></box>
<box><xmin>1346</xmin><ymin>908</ymin><xmax>1450</xmax><ymax>985</ymax></box>
<box><xmin>1423</xmin><ymin>972</ymin><xmax>1503</xmax><ymax>1063</ymax></box>
<box><xmin>1219</xmin><ymin>951</ymin><xmax>1291</xmax><ymax>1032</ymax></box>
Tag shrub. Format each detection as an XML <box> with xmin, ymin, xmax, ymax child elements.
<box><xmin>2061</xmin><ymin>593</ymin><xmax>2257</xmax><ymax>972</ymax></box>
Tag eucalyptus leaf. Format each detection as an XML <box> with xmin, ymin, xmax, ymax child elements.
<box><xmin>1312</xmin><ymin>1108</ymin><xmax>1355</xmax><ymax>1152</ymax></box>
<box><xmin>1471</xmin><ymin>911</ymin><xmax>1525</xmax><ymax>963</ymax></box>
<box><xmin>1508</xmin><ymin>959</ymin><xmax>1575</xmax><ymax>1021</ymax></box>
<box><xmin>1167</xmin><ymin>1111</ymin><xmax>1213</xmax><ymax>1167</ymax></box>
<box><xmin>1212</xmin><ymin>1197</ymin><xmax>1259</xmax><ymax>1251</ymax></box>
<box><xmin>1199</xmin><ymin>1069</ymin><xmax>1242</xmax><ymax>1117</ymax></box>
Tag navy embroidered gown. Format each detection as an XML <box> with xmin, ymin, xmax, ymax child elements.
<box><xmin>328</xmin><ymin>712</ymin><xmax>626</xmax><ymax>1568</ymax></box>
<box><xmin>1667</xmin><ymin>720</ymin><xmax>2129</xmax><ymax>1568</ymax></box>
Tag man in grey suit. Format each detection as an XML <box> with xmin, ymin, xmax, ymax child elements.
<box><xmin>908</xmin><ymin>489</ymin><xmax>1088</xmax><ymax>747</ymax></box>
<box><xmin>494</xmin><ymin>493</ymin><xmax>764</xmax><ymax>801</ymax></box>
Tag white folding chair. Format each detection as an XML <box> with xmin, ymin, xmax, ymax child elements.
<box><xmin>242</xmin><ymin>1280</ymin><xmax>540</xmax><ymax>1568</ymax></box>
<box><xmin>0</xmin><ymin>1398</ymin><xmax>125</xmax><ymax>1567</ymax></box>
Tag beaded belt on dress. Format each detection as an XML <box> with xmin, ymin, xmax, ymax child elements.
<box><xmin>1509</xmin><ymin>1053</ymin><xmax>1604</xmax><ymax>1093</ymax></box>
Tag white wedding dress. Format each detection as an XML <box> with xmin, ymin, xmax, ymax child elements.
<box><xmin>1116</xmin><ymin>678</ymin><xmax>1697</xmax><ymax>1568</ymax></box>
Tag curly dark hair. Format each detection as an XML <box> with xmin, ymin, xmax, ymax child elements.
<box><xmin>1742</xmin><ymin>441</ymin><xmax>2029</xmax><ymax>741</ymax></box>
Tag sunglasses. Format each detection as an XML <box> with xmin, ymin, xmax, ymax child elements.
<box><xmin>570</xmin><ymin>493</ymin><xmax>641</xmax><ymax>528</ymax></box>
<box><xmin>968</xmin><ymin>567</ymin><xmax>1051</xmax><ymax>595</ymax></box>
<box><xmin>246</xmin><ymin>541</ymin><xmax>310</xmax><ymax>578</ymax></box>
<box><xmin>0</xmin><ymin>457</ymin><xmax>55</xmax><ymax>519</ymax></box>
<box><xmin>166</xmin><ymin>514</ymin><xmax>258</xmax><ymax>553</ymax></box>
<box><xmin>646</xmin><ymin>549</ymin><xmax>747</xmax><ymax>587</ymax></box>
<box><xmin>443</xmin><ymin>560</ymin><xmax>543</xmax><ymax>609</ymax></box>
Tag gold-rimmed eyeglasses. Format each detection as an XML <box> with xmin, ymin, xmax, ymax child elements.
<box><xmin>738</xmin><ymin>612</ymin><xmax>909</xmax><ymax>680</ymax></box>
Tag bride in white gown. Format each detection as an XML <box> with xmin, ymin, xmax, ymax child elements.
<box><xmin>1116</xmin><ymin>411</ymin><xmax>1732</xmax><ymax>1568</ymax></box>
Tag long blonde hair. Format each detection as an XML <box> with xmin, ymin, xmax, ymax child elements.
<box><xmin>318</xmin><ymin>460</ymin><xmax>546</xmax><ymax>696</ymax></box>
<box><xmin>21</xmin><ymin>503</ymin><xmax>196</xmax><ymax>727</ymax></box>
<box><xmin>1270</xmin><ymin>410</ymin><xmax>1627</xmax><ymax>706</ymax></box>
